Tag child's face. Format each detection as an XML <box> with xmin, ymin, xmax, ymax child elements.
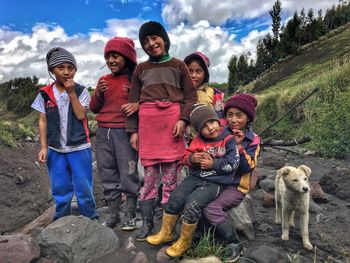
<box><xmin>226</xmin><ymin>107</ymin><xmax>249</xmax><ymax>131</ymax></box>
<box><xmin>188</xmin><ymin>61</ymin><xmax>205</xmax><ymax>88</ymax></box>
<box><xmin>143</xmin><ymin>35</ymin><xmax>167</xmax><ymax>58</ymax></box>
<box><xmin>200</xmin><ymin>120</ymin><xmax>221</xmax><ymax>139</ymax></box>
<box><xmin>51</xmin><ymin>63</ymin><xmax>76</xmax><ymax>84</ymax></box>
<box><xmin>105</xmin><ymin>52</ymin><xmax>126</xmax><ymax>74</ymax></box>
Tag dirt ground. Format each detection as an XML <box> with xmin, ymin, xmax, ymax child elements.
<box><xmin>0</xmin><ymin>140</ymin><xmax>349</xmax><ymax>262</ymax></box>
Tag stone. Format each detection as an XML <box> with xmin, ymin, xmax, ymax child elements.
<box><xmin>131</xmin><ymin>251</ymin><xmax>149</xmax><ymax>263</ymax></box>
<box><xmin>38</xmin><ymin>215</ymin><xmax>120</xmax><ymax>263</ymax></box>
<box><xmin>0</xmin><ymin>233</ymin><xmax>40</xmax><ymax>263</ymax></box>
<box><xmin>249</xmin><ymin>189</ymin><xmax>265</xmax><ymax>201</ymax></box>
<box><xmin>258</xmin><ymin>178</ymin><xmax>275</xmax><ymax>192</ymax></box>
<box><xmin>310</xmin><ymin>181</ymin><xmax>328</xmax><ymax>203</ymax></box>
<box><xmin>309</xmin><ymin>199</ymin><xmax>323</xmax><ymax>213</ymax></box>
<box><xmin>124</xmin><ymin>236</ymin><xmax>136</xmax><ymax>252</ymax></box>
<box><xmin>156</xmin><ymin>246</ymin><xmax>172</xmax><ymax>263</ymax></box>
<box><xmin>262</xmin><ymin>191</ymin><xmax>275</xmax><ymax>207</ymax></box>
<box><xmin>227</xmin><ymin>195</ymin><xmax>255</xmax><ymax>239</ymax></box>
<box><xmin>246</xmin><ymin>245</ymin><xmax>288</xmax><ymax>263</ymax></box>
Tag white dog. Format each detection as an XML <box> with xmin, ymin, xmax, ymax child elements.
<box><xmin>275</xmin><ymin>165</ymin><xmax>313</xmax><ymax>250</ymax></box>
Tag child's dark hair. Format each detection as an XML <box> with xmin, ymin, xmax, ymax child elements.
<box><xmin>183</xmin><ymin>52</ymin><xmax>210</xmax><ymax>83</ymax></box>
<box><xmin>124</xmin><ymin>58</ymin><xmax>136</xmax><ymax>81</ymax></box>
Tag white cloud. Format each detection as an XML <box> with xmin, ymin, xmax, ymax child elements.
<box><xmin>142</xmin><ymin>6</ymin><xmax>152</xmax><ymax>12</ymax></box>
<box><xmin>0</xmin><ymin>19</ymin><xmax>144</xmax><ymax>88</ymax></box>
<box><xmin>162</xmin><ymin>0</ymin><xmax>339</xmax><ymax>26</ymax></box>
<box><xmin>0</xmin><ymin>18</ymin><xmax>270</xmax><ymax>86</ymax></box>
<box><xmin>168</xmin><ymin>21</ymin><xmax>253</xmax><ymax>83</ymax></box>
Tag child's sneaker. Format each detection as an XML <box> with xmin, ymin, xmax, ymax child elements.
<box><xmin>121</xmin><ymin>213</ymin><xmax>136</xmax><ymax>231</ymax></box>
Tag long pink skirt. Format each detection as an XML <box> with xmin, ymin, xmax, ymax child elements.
<box><xmin>138</xmin><ymin>101</ymin><xmax>186</xmax><ymax>167</ymax></box>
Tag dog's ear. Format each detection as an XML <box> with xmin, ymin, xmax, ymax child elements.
<box><xmin>298</xmin><ymin>165</ymin><xmax>311</xmax><ymax>177</ymax></box>
<box><xmin>277</xmin><ymin>167</ymin><xmax>290</xmax><ymax>177</ymax></box>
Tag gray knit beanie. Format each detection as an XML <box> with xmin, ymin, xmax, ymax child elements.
<box><xmin>46</xmin><ymin>47</ymin><xmax>77</xmax><ymax>70</ymax></box>
<box><xmin>190</xmin><ymin>104</ymin><xmax>219</xmax><ymax>134</ymax></box>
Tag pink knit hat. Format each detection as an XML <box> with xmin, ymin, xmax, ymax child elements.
<box><xmin>184</xmin><ymin>51</ymin><xmax>210</xmax><ymax>83</ymax></box>
<box><xmin>104</xmin><ymin>37</ymin><xmax>137</xmax><ymax>65</ymax></box>
<box><xmin>224</xmin><ymin>93</ymin><xmax>258</xmax><ymax>121</ymax></box>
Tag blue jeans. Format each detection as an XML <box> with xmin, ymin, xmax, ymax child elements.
<box><xmin>47</xmin><ymin>148</ymin><xmax>97</xmax><ymax>220</ymax></box>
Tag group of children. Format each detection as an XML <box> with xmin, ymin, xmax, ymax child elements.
<box><xmin>31</xmin><ymin>20</ymin><xmax>260</xmax><ymax>262</ymax></box>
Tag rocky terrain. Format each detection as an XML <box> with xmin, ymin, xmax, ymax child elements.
<box><xmin>0</xmin><ymin>139</ymin><xmax>349</xmax><ymax>263</ymax></box>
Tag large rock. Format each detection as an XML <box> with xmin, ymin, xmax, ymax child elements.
<box><xmin>262</xmin><ymin>191</ymin><xmax>275</xmax><ymax>207</ymax></box>
<box><xmin>226</xmin><ymin>195</ymin><xmax>255</xmax><ymax>239</ymax></box>
<box><xmin>245</xmin><ymin>245</ymin><xmax>288</xmax><ymax>263</ymax></box>
<box><xmin>258</xmin><ymin>178</ymin><xmax>275</xmax><ymax>192</ymax></box>
<box><xmin>38</xmin><ymin>215</ymin><xmax>120</xmax><ymax>263</ymax></box>
<box><xmin>0</xmin><ymin>233</ymin><xmax>40</xmax><ymax>263</ymax></box>
<box><xmin>309</xmin><ymin>181</ymin><xmax>328</xmax><ymax>203</ymax></box>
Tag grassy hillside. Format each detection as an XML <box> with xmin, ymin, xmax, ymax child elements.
<box><xmin>243</xmin><ymin>25</ymin><xmax>350</xmax><ymax>158</ymax></box>
<box><xmin>0</xmin><ymin>104</ymin><xmax>37</xmax><ymax>147</ymax></box>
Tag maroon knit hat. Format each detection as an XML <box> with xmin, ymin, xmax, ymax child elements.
<box><xmin>104</xmin><ymin>37</ymin><xmax>137</xmax><ymax>65</ymax></box>
<box><xmin>224</xmin><ymin>93</ymin><xmax>258</xmax><ymax>121</ymax></box>
<box><xmin>184</xmin><ymin>51</ymin><xmax>210</xmax><ymax>83</ymax></box>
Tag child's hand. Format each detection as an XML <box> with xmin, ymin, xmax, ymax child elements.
<box><xmin>130</xmin><ymin>133</ymin><xmax>139</xmax><ymax>151</ymax></box>
<box><xmin>201</xmin><ymin>152</ymin><xmax>213</xmax><ymax>160</ymax></box>
<box><xmin>191</xmin><ymin>152</ymin><xmax>203</xmax><ymax>163</ymax></box>
<box><xmin>232</xmin><ymin>128</ymin><xmax>244</xmax><ymax>145</ymax></box>
<box><xmin>38</xmin><ymin>148</ymin><xmax>48</xmax><ymax>163</ymax></box>
<box><xmin>121</xmin><ymin>102</ymin><xmax>139</xmax><ymax>116</ymax></box>
<box><xmin>64</xmin><ymin>79</ymin><xmax>76</xmax><ymax>94</ymax></box>
<box><xmin>97</xmin><ymin>77</ymin><xmax>108</xmax><ymax>94</ymax></box>
<box><xmin>173</xmin><ymin>120</ymin><xmax>186</xmax><ymax>138</ymax></box>
<box><xmin>200</xmin><ymin>158</ymin><xmax>214</xmax><ymax>170</ymax></box>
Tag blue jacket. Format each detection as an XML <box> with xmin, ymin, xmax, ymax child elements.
<box><xmin>40</xmin><ymin>83</ymin><xmax>90</xmax><ymax>147</ymax></box>
<box><xmin>183</xmin><ymin>127</ymin><xmax>240</xmax><ymax>185</ymax></box>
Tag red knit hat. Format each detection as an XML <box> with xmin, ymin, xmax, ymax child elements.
<box><xmin>224</xmin><ymin>93</ymin><xmax>258</xmax><ymax>121</ymax></box>
<box><xmin>184</xmin><ymin>51</ymin><xmax>210</xmax><ymax>83</ymax></box>
<box><xmin>104</xmin><ymin>37</ymin><xmax>137</xmax><ymax>65</ymax></box>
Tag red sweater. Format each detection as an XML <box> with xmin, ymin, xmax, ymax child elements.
<box><xmin>89</xmin><ymin>74</ymin><xmax>130</xmax><ymax>128</ymax></box>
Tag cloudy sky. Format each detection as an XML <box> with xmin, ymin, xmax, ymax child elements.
<box><xmin>0</xmin><ymin>0</ymin><xmax>339</xmax><ymax>87</ymax></box>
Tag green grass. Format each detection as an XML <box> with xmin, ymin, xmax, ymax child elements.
<box><xmin>254</xmin><ymin>58</ymin><xmax>350</xmax><ymax>157</ymax></box>
<box><xmin>244</xmin><ymin>24</ymin><xmax>350</xmax><ymax>93</ymax></box>
<box><xmin>185</xmin><ymin>229</ymin><xmax>228</xmax><ymax>261</ymax></box>
<box><xmin>0</xmin><ymin>119</ymin><xmax>36</xmax><ymax>147</ymax></box>
<box><xmin>244</xmin><ymin>26</ymin><xmax>350</xmax><ymax>158</ymax></box>
<box><xmin>0</xmin><ymin>105</ymin><xmax>37</xmax><ymax>147</ymax></box>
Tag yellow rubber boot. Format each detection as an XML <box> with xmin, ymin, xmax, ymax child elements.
<box><xmin>146</xmin><ymin>213</ymin><xmax>179</xmax><ymax>245</ymax></box>
<box><xmin>166</xmin><ymin>221</ymin><xmax>197</xmax><ymax>258</ymax></box>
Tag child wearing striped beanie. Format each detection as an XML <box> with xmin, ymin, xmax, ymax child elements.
<box><xmin>31</xmin><ymin>47</ymin><xmax>97</xmax><ymax>221</ymax></box>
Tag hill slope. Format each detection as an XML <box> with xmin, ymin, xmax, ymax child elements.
<box><xmin>246</xmin><ymin>25</ymin><xmax>350</xmax><ymax>93</ymax></box>
<box><xmin>243</xmin><ymin>25</ymin><xmax>350</xmax><ymax>158</ymax></box>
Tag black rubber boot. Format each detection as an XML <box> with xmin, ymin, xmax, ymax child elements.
<box><xmin>102</xmin><ymin>198</ymin><xmax>121</xmax><ymax>228</ymax></box>
<box><xmin>121</xmin><ymin>195</ymin><xmax>137</xmax><ymax>231</ymax></box>
<box><xmin>135</xmin><ymin>199</ymin><xmax>155</xmax><ymax>241</ymax></box>
<box><xmin>216</xmin><ymin>220</ymin><xmax>243</xmax><ymax>263</ymax></box>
